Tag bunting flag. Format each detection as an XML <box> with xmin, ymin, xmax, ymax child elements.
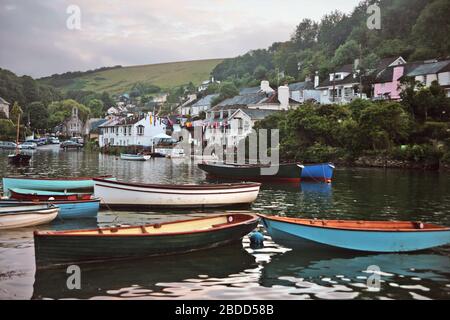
<box><xmin>149</xmin><ymin>114</ymin><xmax>153</xmax><ymax>126</ymax></box>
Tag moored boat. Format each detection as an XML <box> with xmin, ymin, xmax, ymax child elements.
<box><xmin>93</xmin><ymin>178</ymin><xmax>261</xmax><ymax>209</ymax></box>
<box><xmin>8</xmin><ymin>153</ymin><xmax>31</xmax><ymax>165</ymax></box>
<box><xmin>259</xmin><ymin>214</ymin><xmax>450</xmax><ymax>253</ymax></box>
<box><xmin>2</xmin><ymin>175</ymin><xmax>113</xmax><ymax>196</ymax></box>
<box><xmin>0</xmin><ymin>205</ymin><xmax>59</xmax><ymax>230</ymax></box>
<box><xmin>9</xmin><ymin>188</ymin><xmax>92</xmax><ymax>201</ymax></box>
<box><xmin>34</xmin><ymin>213</ymin><xmax>259</xmax><ymax>268</ymax></box>
<box><xmin>0</xmin><ymin>198</ymin><xmax>99</xmax><ymax>219</ymax></box>
<box><xmin>301</xmin><ymin>163</ymin><xmax>335</xmax><ymax>183</ymax></box>
<box><xmin>198</xmin><ymin>162</ymin><xmax>303</xmax><ymax>183</ymax></box>
<box><xmin>120</xmin><ymin>153</ymin><xmax>151</xmax><ymax>161</ymax></box>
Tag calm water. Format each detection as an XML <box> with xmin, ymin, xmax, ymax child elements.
<box><xmin>0</xmin><ymin>145</ymin><xmax>449</xmax><ymax>300</ymax></box>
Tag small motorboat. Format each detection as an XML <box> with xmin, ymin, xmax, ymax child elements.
<box><xmin>8</xmin><ymin>153</ymin><xmax>31</xmax><ymax>165</ymax></box>
<box><xmin>34</xmin><ymin>213</ymin><xmax>259</xmax><ymax>268</ymax></box>
<box><xmin>93</xmin><ymin>178</ymin><xmax>261</xmax><ymax>209</ymax></box>
<box><xmin>120</xmin><ymin>153</ymin><xmax>151</xmax><ymax>161</ymax></box>
<box><xmin>2</xmin><ymin>175</ymin><xmax>113</xmax><ymax>196</ymax></box>
<box><xmin>198</xmin><ymin>162</ymin><xmax>304</xmax><ymax>183</ymax></box>
<box><xmin>0</xmin><ymin>198</ymin><xmax>99</xmax><ymax>219</ymax></box>
<box><xmin>0</xmin><ymin>204</ymin><xmax>59</xmax><ymax>230</ymax></box>
<box><xmin>259</xmin><ymin>214</ymin><xmax>450</xmax><ymax>253</ymax></box>
<box><xmin>9</xmin><ymin>188</ymin><xmax>92</xmax><ymax>201</ymax></box>
<box><xmin>301</xmin><ymin>163</ymin><xmax>335</xmax><ymax>183</ymax></box>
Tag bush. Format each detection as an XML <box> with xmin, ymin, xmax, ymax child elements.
<box><xmin>390</xmin><ymin>144</ymin><xmax>443</xmax><ymax>164</ymax></box>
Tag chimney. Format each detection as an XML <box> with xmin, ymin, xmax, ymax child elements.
<box><xmin>314</xmin><ymin>71</ymin><xmax>320</xmax><ymax>88</ymax></box>
<box><xmin>278</xmin><ymin>85</ymin><xmax>289</xmax><ymax>110</ymax></box>
<box><xmin>260</xmin><ymin>80</ymin><xmax>272</xmax><ymax>93</ymax></box>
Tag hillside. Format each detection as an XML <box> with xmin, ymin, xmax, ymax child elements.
<box><xmin>39</xmin><ymin>58</ymin><xmax>224</xmax><ymax>95</ymax></box>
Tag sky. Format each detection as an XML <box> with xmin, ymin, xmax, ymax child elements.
<box><xmin>0</xmin><ymin>0</ymin><xmax>362</xmax><ymax>78</ymax></box>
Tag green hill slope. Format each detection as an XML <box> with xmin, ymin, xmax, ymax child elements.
<box><xmin>40</xmin><ymin>58</ymin><xmax>224</xmax><ymax>95</ymax></box>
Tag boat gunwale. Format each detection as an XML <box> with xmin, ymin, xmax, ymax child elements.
<box><xmin>93</xmin><ymin>178</ymin><xmax>261</xmax><ymax>190</ymax></box>
<box><xmin>34</xmin><ymin>213</ymin><xmax>259</xmax><ymax>237</ymax></box>
<box><xmin>3</xmin><ymin>175</ymin><xmax>112</xmax><ymax>181</ymax></box>
<box><xmin>200</xmin><ymin>162</ymin><xmax>301</xmax><ymax>169</ymax></box>
<box><xmin>258</xmin><ymin>214</ymin><xmax>450</xmax><ymax>233</ymax></box>
<box><xmin>0</xmin><ymin>207</ymin><xmax>59</xmax><ymax>217</ymax></box>
<box><xmin>0</xmin><ymin>198</ymin><xmax>101</xmax><ymax>205</ymax></box>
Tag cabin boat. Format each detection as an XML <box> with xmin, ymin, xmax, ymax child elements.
<box><xmin>301</xmin><ymin>163</ymin><xmax>335</xmax><ymax>183</ymax></box>
<box><xmin>120</xmin><ymin>153</ymin><xmax>151</xmax><ymax>161</ymax></box>
<box><xmin>93</xmin><ymin>178</ymin><xmax>261</xmax><ymax>209</ymax></box>
<box><xmin>259</xmin><ymin>214</ymin><xmax>450</xmax><ymax>253</ymax></box>
<box><xmin>198</xmin><ymin>162</ymin><xmax>304</xmax><ymax>183</ymax></box>
<box><xmin>9</xmin><ymin>188</ymin><xmax>92</xmax><ymax>201</ymax></box>
<box><xmin>34</xmin><ymin>213</ymin><xmax>259</xmax><ymax>268</ymax></box>
<box><xmin>0</xmin><ymin>199</ymin><xmax>99</xmax><ymax>219</ymax></box>
<box><xmin>2</xmin><ymin>176</ymin><xmax>113</xmax><ymax>197</ymax></box>
<box><xmin>0</xmin><ymin>205</ymin><xmax>59</xmax><ymax>230</ymax></box>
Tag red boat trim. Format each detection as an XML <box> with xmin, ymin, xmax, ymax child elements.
<box><xmin>300</xmin><ymin>177</ymin><xmax>332</xmax><ymax>183</ymax></box>
<box><xmin>95</xmin><ymin>183</ymin><xmax>260</xmax><ymax>195</ymax></box>
<box><xmin>0</xmin><ymin>198</ymin><xmax>100</xmax><ymax>204</ymax></box>
<box><xmin>34</xmin><ymin>213</ymin><xmax>259</xmax><ymax>237</ymax></box>
<box><xmin>258</xmin><ymin>214</ymin><xmax>450</xmax><ymax>233</ymax></box>
<box><xmin>93</xmin><ymin>178</ymin><xmax>261</xmax><ymax>190</ymax></box>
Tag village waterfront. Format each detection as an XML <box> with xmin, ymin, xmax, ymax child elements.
<box><xmin>0</xmin><ymin>146</ymin><xmax>449</xmax><ymax>300</ymax></box>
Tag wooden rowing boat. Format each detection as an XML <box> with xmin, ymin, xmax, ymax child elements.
<box><xmin>198</xmin><ymin>162</ymin><xmax>303</xmax><ymax>183</ymax></box>
<box><xmin>34</xmin><ymin>213</ymin><xmax>259</xmax><ymax>268</ymax></box>
<box><xmin>259</xmin><ymin>214</ymin><xmax>450</xmax><ymax>253</ymax></box>
<box><xmin>120</xmin><ymin>153</ymin><xmax>151</xmax><ymax>161</ymax></box>
<box><xmin>93</xmin><ymin>178</ymin><xmax>261</xmax><ymax>209</ymax></box>
<box><xmin>0</xmin><ymin>198</ymin><xmax>99</xmax><ymax>219</ymax></box>
<box><xmin>0</xmin><ymin>205</ymin><xmax>59</xmax><ymax>230</ymax></box>
<box><xmin>9</xmin><ymin>188</ymin><xmax>93</xmax><ymax>201</ymax></box>
<box><xmin>2</xmin><ymin>175</ymin><xmax>113</xmax><ymax>196</ymax></box>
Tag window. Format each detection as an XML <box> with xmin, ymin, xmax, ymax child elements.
<box><xmin>137</xmin><ymin>125</ymin><xmax>144</xmax><ymax>135</ymax></box>
<box><xmin>128</xmin><ymin>126</ymin><xmax>132</xmax><ymax>135</ymax></box>
<box><xmin>123</xmin><ymin>126</ymin><xmax>127</xmax><ymax>135</ymax></box>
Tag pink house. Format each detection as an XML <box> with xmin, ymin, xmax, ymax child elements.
<box><xmin>373</xmin><ymin>56</ymin><xmax>407</xmax><ymax>100</ymax></box>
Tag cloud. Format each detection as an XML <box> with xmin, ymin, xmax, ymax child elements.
<box><xmin>0</xmin><ymin>0</ymin><xmax>361</xmax><ymax>78</ymax></box>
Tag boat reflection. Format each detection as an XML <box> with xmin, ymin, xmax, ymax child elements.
<box><xmin>32</xmin><ymin>243</ymin><xmax>257</xmax><ymax>299</ymax></box>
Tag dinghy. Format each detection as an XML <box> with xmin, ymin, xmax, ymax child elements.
<box><xmin>0</xmin><ymin>199</ymin><xmax>99</xmax><ymax>219</ymax></box>
<box><xmin>0</xmin><ymin>205</ymin><xmax>59</xmax><ymax>230</ymax></box>
<box><xmin>120</xmin><ymin>153</ymin><xmax>151</xmax><ymax>161</ymax></box>
<box><xmin>198</xmin><ymin>162</ymin><xmax>304</xmax><ymax>183</ymax></box>
<box><xmin>301</xmin><ymin>163</ymin><xmax>335</xmax><ymax>183</ymax></box>
<box><xmin>34</xmin><ymin>213</ymin><xmax>259</xmax><ymax>268</ymax></box>
<box><xmin>2</xmin><ymin>175</ymin><xmax>113</xmax><ymax>196</ymax></box>
<box><xmin>93</xmin><ymin>178</ymin><xmax>261</xmax><ymax>209</ymax></box>
<box><xmin>259</xmin><ymin>214</ymin><xmax>450</xmax><ymax>253</ymax></box>
<box><xmin>9</xmin><ymin>188</ymin><xmax>92</xmax><ymax>201</ymax></box>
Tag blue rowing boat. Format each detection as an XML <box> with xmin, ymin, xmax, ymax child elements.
<box><xmin>2</xmin><ymin>176</ymin><xmax>113</xmax><ymax>197</ymax></box>
<box><xmin>301</xmin><ymin>163</ymin><xmax>335</xmax><ymax>183</ymax></box>
<box><xmin>259</xmin><ymin>214</ymin><xmax>450</xmax><ymax>253</ymax></box>
<box><xmin>0</xmin><ymin>199</ymin><xmax>99</xmax><ymax>219</ymax></box>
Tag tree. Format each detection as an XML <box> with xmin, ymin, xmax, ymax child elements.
<box><xmin>284</xmin><ymin>55</ymin><xmax>299</xmax><ymax>78</ymax></box>
<box><xmin>100</xmin><ymin>91</ymin><xmax>115</xmax><ymax>109</ymax></box>
<box><xmin>87</xmin><ymin>99</ymin><xmax>104</xmax><ymax>118</ymax></box>
<box><xmin>48</xmin><ymin>99</ymin><xmax>90</xmax><ymax>129</ymax></box>
<box><xmin>25</xmin><ymin>101</ymin><xmax>49</xmax><ymax>130</ymax></box>
<box><xmin>291</xmin><ymin>19</ymin><xmax>319</xmax><ymax>50</ymax></box>
<box><xmin>253</xmin><ymin>65</ymin><xmax>268</xmax><ymax>80</ymax></box>
<box><xmin>10</xmin><ymin>101</ymin><xmax>23</xmax><ymax>125</ymax></box>
<box><xmin>332</xmin><ymin>40</ymin><xmax>359</xmax><ymax>67</ymax></box>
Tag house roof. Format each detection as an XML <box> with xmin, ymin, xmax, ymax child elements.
<box><xmin>191</xmin><ymin>94</ymin><xmax>219</xmax><ymax>108</ymax></box>
<box><xmin>0</xmin><ymin>96</ymin><xmax>9</xmax><ymax>105</ymax></box>
<box><xmin>288</xmin><ymin>81</ymin><xmax>314</xmax><ymax>91</ymax></box>
<box><xmin>375</xmin><ymin>62</ymin><xmax>422</xmax><ymax>84</ymax></box>
<box><xmin>216</xmin><ymin>92</ymin><xmax>270</xmax><ymax>108</ymax></box>
<box><xmin>406</xmin><ymin>60</ymin><xmax>450</xmax><ymax>77</ymax></box>
<box><xmin>231</xmin><ymin>108</ymin><xmax>280</xmax><ymax>121</ymax></box>
<box><xmin>90</xmin><ymin>119</ymin><xmax>108</xmax><ymax>130</ymax></box>
<box><xmin>336</xmin><ymin>64</ymin><xmax>354</xmax><ymax>73</ymax></box>
<box><xmin>239</xmin><ymin>86</ymin><xmax>261</xmax><ymax>95</ymax></box>
<box><xmin>317</xmin><ymin>74</ymin><xmax>359</xmax><ymax>88</ymax></box>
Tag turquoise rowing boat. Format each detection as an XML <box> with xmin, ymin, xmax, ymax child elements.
<box><xmin>2</xmin><ymin>176</ymin><xmax>112</xmax><ymax>197</ymax></box>
<box><xmin>259</xmin><ymin>214</ymin><xmax>450</xmax><ymax>253</ymax></box>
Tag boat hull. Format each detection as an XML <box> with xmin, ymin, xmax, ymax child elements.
<box><xmin>8</xmin><ymin>154</ymin><xmax>31</xmax><ymax>165</ymax></box>
<box><xmin>0</xmin><ymin>206</ymin><xmax>59</xmax><ymax>230</ymax></box>
<box><xmin>2</xmin><ymin>176</ymin><xmax>111</xmax><ymax>196</ymax></box>
<box><xmin>94</xmin><ymin>179</ymin><xmax>261</xmax><ymax>209</ymax></box>
<box><xmin>0</xmin><ymin>199</ymin><xmax>99</xmax><ymax>219</ymax></box>
<box><xmin>9</xmin><ymin>188</ymin><xmax>92</xmax><ymax>201</ymax></box>
<box><xmin>301</xmin><ymin>163</ymin><xmax>335</xmax><ymax>183</ymax></box>
<box><xmin>198</xmin><ymin>162</ymin><xmax>302</xmax><ymax>183</ymax></box>
<box><xmin>261</xmin><ymin>217</ymin><xmax>450</xmax><ymax>253</ymax></box>
<box><xmin>34</xmin><ymin>215</ymin><xmax>258</xmax><ymax>268</ymax></box>
<box><xmin>120</xmin><ymin>154</ymin><xmax>151</xmax><ymax>161</ymax></box>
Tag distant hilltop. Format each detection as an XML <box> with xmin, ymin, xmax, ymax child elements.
<box><xmin>38</xmin><ymin>58</ymin><xmax>225</xmax><ymax>95</ymax></box>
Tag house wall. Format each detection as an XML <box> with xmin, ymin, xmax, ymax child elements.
<box><xmin>438</xmin><ymin>72</ymin><xmax>450</xmax><ymax>86</ymax></box>
<box><xmin>318</xmin><ymin>84</ymin><xmax>362</xmax><ymax>104</ymax></box>
<box><xmin>99</xmin><ymin>114</ymin><xmax>166</xmax><ymax>147</ymax></box>
<box><xmin>373</xmin><ymin>66</ymin><xmax>404</xmax><ymax>100</ymax></box>
<box><xmin>0</xmin><ymin>103</ymin><xmax>9</xmax><ymax>118</ymax></box>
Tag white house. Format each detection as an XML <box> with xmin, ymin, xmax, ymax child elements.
<box><xmin>98</xmin><ymin>113</ymin><xmax>167</xmax><ymax>148</ymax></box>
<box><xmin>198</xmin><ymin>77</ymin><xmax>220</xmax><ymax>92</ymax></box>
<box><xmin>181</xmin><ymin>94</ymin><xmax>219</xmax><ymax>117</ymax></box>
<box><xmin>405</xmin><ymin>59</ymin><xmax>450</xmax><ymax>97</ymax></box>
<box><xmin>0</xmin><ymin>96</ymin><xmax>10</xmax><ymax>118</ymax></box>
<box><xmin>288</xmin><ymin>80</ymin><xmax>321</xmax><ymax>103</ymax></box>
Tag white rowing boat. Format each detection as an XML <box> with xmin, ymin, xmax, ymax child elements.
<box><xmin>120</xmin><ymin>153</ymin><xmax>151</xmax><ymax>161</ymax></box>
<box><xmin>93</xmin><ymin>178</ymin><xmax>261</xmax><ymax>209</ymax></box>
<box><xmin>0</xmin><ymin>205</ymin><xmax>59</xmax><ymax>230</ymax></box>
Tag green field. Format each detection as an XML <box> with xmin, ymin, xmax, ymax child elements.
<box><xmin>41</xmin><ymin>58</ymin><xmax>224</xmax><ymax>95</ymax></box>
